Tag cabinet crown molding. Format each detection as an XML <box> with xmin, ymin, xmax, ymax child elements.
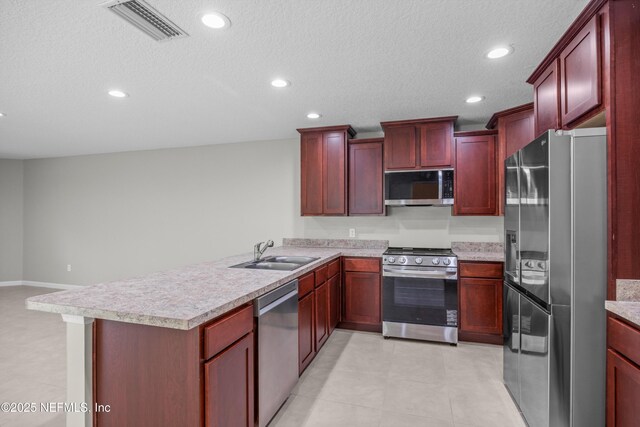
<box><xmin>380</xmin><ymin>115</ymin><xmax>458</xmax><ymax>129</ymax></box>
<box><xmin>297</xmin><ymin>125</ymin><xmax>356</xmax><ymax>137</ymax></box>
<box><xmin>526</xmin><ymin>0</ymin><xmax>607</xmax><ymax>84</ymax></box>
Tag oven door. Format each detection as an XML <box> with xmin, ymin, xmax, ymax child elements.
<box><xmin>382</xmin><ymin>266</ymin><xmax>458</xmax><ymax>327</ymax></box>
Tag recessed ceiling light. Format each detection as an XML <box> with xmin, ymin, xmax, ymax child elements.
<box><xmin>201</xmin><ymin>12</ymin><xmax>230</xmax><ymax>29</ymax></box>
<box><xmin>466</xmin><ymin>96</ymin><xmax>485</xmax><ymax>103</ymax></box>
<box><xmin>271</xmin><ymin>79</ymin><xmax>290</xmax><ymax>88</ymax></box>
<box><xmin>486</xmin><ymin>46</ymin><xmax>513</xmax><ymax>59</ymax></box>
<box><xmin>306</xmin><ymin>112</ymin><xmax>321</xmax><ymax>119</ymax></box>
<box><xmin>108</xmin><ymin>90</ymin><xmax>128</xmax><ymax>98</ymax></box>
<box><xmin>0</xmin><ymin>113</ymin><xmax>5</xmax><ymax>117</ymax></box>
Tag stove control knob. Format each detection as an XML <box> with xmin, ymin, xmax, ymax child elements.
<box><xmin>415</xmin><ymin>257</ymin><xmax>423</xmax><ymax>265</ymax></box>
<box><xmin>525</xmin><ymin>260</ymin><xmax>534</xmax><ymax>268</ymax></box>
<box><xmin>537</xmin><ymin>261</ymin><xmax>546</xmax><ymax>270</ymax></box>
<box><xmin>432</xmin><ymin>258</ymin><xmax>441</xmax><ymax>265</ymax></box>
<box><xmin>443</xmin><ymin>258</ymin><xmax>451</xmax><ymax>266</ymax></box>
<box><xmin>399</xmin><ymin>256</ymin><xmax>408</xmax><ymax>265</ymax></box>
<box><xmin>387</xmin><ymin>257</ymin><xmax>396</xmax><ymax>263</ymax></box>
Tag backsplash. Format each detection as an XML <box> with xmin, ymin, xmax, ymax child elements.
<box><xmin>282</xmin><ymin>238</ymin><xmax>388</xmax><ymax>249</ymax></box>
<box><xmin>299</xmin><ymin>206</ymin><xmax>503</xmax><ymax>248</ymax></box>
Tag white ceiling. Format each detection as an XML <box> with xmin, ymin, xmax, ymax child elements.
<box><xmin>0</xmin><ymin>0</ymin><xmax>589</xmax><ymax>159</ymax></box>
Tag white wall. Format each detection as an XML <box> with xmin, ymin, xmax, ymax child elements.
<box><xmin>0</xmin><ymin>159</ymin><xmax>24</xmax><ymax>281</ymax></box>
<box><xmin>23</xmin><ymin>139</ymin><xmax>304</xmax><ymax>285</ymax></box>
<box><xmin>20</xmin><ymin>137</ymin><xmax>502</xmax><ymax>285</ymax></box>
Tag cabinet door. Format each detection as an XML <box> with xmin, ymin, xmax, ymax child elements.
<box><xmin>298</xmin><ymin>292</ymin><xmax>315</xmax><ymax>374</ymax></box>
<box><xmin>459</xmin><ymin>278</ymin><xmax>503</xmax><ymax>335</ymax></box>
<box><xmin>323</xmin><ymin>131</ymin><xmax>347</xmax><ymax>215</ymax></box>
<box><xmin>328</xmin><ymin>274</ymin><xmax>340</xmax><ymax>333</ymax></box>
<box><xmin>384</xmin><ymin>125</ymin><xmax>417</xmax><ymax>170</ymax></box>
<box><xmin>533</xmin><ymin>59</ymin><xmax>561</xmax><ymax>136</ymax></box>
<box><xmin>560</xmin><ymin>15</ymin><xmax>601</xmax><ymax>126</ymax></box>
<box><xmin>497</xmin><ymin>108</ymin><xmax>534</xmax><ymax>216</ymax></box>
<box><xmin>607</xmin><ymin>349</ymin><xmax>640</xmax><ymax>427</ymax></box>
<box><xmin>418</xmin><ymin>122</ymin><xmax>453</xmax><ymax>168</ymax></box>
<box><xmin>300</xmin><ymin>132</ymin><xmax>324</xmax><ymax>215</ymax></box>
<box><xmin>315</xmin><ymin>281</ymin><xmax>330</xmax><ymax>350</ymax></box>
<box><xmin>205</xmin><ymin>332</ymin><xmax>254</xmax><ymax>427</ymax></box>
<box><xmin>349</xmin><ymin>141</ymin><xmax>384</xmax><ymax>215</ymax></box>
<box><xmin>343</xmin><ymin>272</ymin><xmax>381</xmax><ymax>325</ymax></box>
<box><xmin>454</xmin><ymin>135</ymin><xmax>497</xmax><ymax>215</ymax></box>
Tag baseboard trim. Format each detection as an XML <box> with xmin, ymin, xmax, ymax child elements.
<box><xmin>0</xmin><ymin>281</ymin><xmax>24</xmax><ymax>287</ymax></box>
<box><xmin>0</xmin><ymin>280</ymin><xmax>82</xmax><ymax>290</ymax></box>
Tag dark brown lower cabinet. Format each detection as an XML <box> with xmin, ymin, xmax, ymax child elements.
<box><xmin>315</xmin><ymin>280</ymin><xmax>330</xmax><ymax>350</ymax></box>
<box><xmin>607</xmin><ymin>315</ymin><xmax>640</xmax><ymax>426</ymax></box>
<box><xmin>328</xmin><ymin>274</ymin><xmax>340</xmax><ymax>333</ymax></box>
<box><xmin>298</xmin><ymin>291</ymin><xmax>316</xmax><ymax>374</ymax></box>
<box><xmin>458</xmin><ymin>261</ymin><xmax>503</xmax><ymax>345</ymax></box>
<box><xmin>607</xmin><ymin>349</ymin><xmax>640</xmax><ymax>427</ymax></box>
<box><xmin>204</xmin><ymin>332</ymin><xmax>254</xmax><ymax>427</ymax></box>
<box><xmin>459</xmin><ymin>278</ymin><xmax>503</xmax><ymax>335</ymax></box>
<box><xmin>342</xmin><ymin>271</ymin><xmax>381</xmax><ymax>331</ymax></box>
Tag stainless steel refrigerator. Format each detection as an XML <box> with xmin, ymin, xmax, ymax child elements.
<box><xmin>503</xmin><ymin>128</ymin><xmax>607</xmax><ymax>427</ymax></box>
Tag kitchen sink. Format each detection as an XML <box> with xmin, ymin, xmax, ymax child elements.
<box><xmin>262</xmin><ymin>256</ymin><xmax>318</xmax><ymax>264</ymax></box>
<box><xmin>244</xmin><ymin>262</ymin><xmax>302</xmax><ymax>271</ymax></box>
<box><xmin>230</xmin><ymin>255</ymin><xmax>320</xmax><ymax>271</ymax></box>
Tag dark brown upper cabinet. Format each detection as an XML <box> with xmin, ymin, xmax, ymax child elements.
<box><xmin>486</xmin><ymin>103</ymin><xmax>535</xmax><ymax>216</ymax></box>
<box><xmin>533</xmin><ymin>59</ymin><xmax>561</xmax><ymax>137</ymax></box>
<box><xmin>299</xmin><ymin>125</ymin><xmax>356</xmax><ymax>216</ymax></box>
<box><xmin>560</xmin><ymin>14</ymin><xmax>601</xmax><ymax>126</ymax></box>
<box><xmin>454</xmin><ymin>130</ymin><xmax>498</xmax><ymax>216</ymax></box>
<box><xmin>381</xmin><ymin>116</ymin><xmax>457</xmax><ymax>171</ymax></box>
<box><xmin>348</xmin><ymin>138</ymin><xmax>384</xmax><ymax>216</ymax></box>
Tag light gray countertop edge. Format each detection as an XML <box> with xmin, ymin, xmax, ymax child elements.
<box><xmin>26</xmin><ymin>247</ymin><xmax>384</xmax><ymax>330</ymax></box>
<box><xmin>606</xmin><ymin>300</ymin><xmax>640</xmax><ymax>328</ymax></box>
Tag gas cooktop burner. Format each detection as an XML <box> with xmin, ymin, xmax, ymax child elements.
<box><xmin>384</xmin><ymin>247</ymin><xmax>454</xmax><ymax>256</ymax></box>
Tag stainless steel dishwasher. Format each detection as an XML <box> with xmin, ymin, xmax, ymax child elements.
<box><xmin>254</xmin><ymin>279</ymin><xmax>299</xmax><ymax>427</ymax></box>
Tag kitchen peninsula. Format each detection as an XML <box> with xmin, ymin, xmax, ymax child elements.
<box><xmin>26</xmin><ymin>240</ymin><xmax>387</xmax><ymax>427</ymax></box>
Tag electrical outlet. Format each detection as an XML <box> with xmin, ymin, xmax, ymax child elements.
<box><xmin>67</xmin><ymin>264</ymin><xmax>72</xmax><ymax>272</ymax></box>
<box><xmin>349</xmin><ymin>228</ymin><xmax>356</xmax><ymax>238</ymax></box>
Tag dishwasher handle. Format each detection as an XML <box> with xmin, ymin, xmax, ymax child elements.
<box><xmin>254</xmin><ymin>279</ymin><xmax>298</xmax><ymax>315</ymax></box>
<box><xmin>257</xmin><ymin>289</ymin><xmax>298</xmax><ymax>317</ymax></box>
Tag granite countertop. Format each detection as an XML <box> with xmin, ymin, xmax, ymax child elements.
<box><xmin>26</xmin><ymin>242</ymin><xmax>386</xmax><ymax>331</ymax></box>
<box><xmin>451</xmin><ymin>242</ymin><xmax>504</xmax><ymax>262</ymax></box>
<box><xmin>606</xmin><ymin>279</ymin><xmax>640</xmax><ymax>327</ymax></box>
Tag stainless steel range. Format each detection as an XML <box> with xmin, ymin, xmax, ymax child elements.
<box><xmin>382</xmin><ymin>247</ymin><xmax>458</xmax><ymax>344</ymax></box>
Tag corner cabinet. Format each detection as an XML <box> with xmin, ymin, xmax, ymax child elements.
<box><xmin>380</xmin><ymin>116</ymin><xmax>457</xmax><ymax>171</ymax></box>
<box><xmin>606</xmin><ymin>315</ymin><xmax>640</xmax><ymax>426</ymax></box>
<box><xmin>453</xmin><ymin>130</ymin><xmax>498</xmax><ymax>216</ymax></box>
<box><xmin>458</xmin><ymin>261</ymin><xmax>503</xmax><ymax>345</ymax></box>
<box><xmin>299</xmin><ymin>125</ymin><xmax>356</xmax><ymax>216</ymax></box>
<box><xmin>348</xmin><ymin>138</ymin><xmax>384</xmax><ymax>215</ymax></box>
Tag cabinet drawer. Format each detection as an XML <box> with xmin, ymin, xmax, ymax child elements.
<box><xmin>204</xmin><ymin>304</ymin><xmax>254</xmax><ymax>360</ymax></box>
<box><xmin>459</xmin><ymin>262</ymin><xmax>503</xmax><ymax>279</ymax></box>
<box><xmin>315</xmin><ymin>264</ymin><xmax>328</xmax><ymax>286</ymax></box>
<box><xmin>327</xmin><ymin>259</ymin><xmax>340</xmax><ymax>278</ymax></box>
<box><xmin>608</xmin><ymin>317</ymin><xmax>640</xmax><ymax>366</ymax></box>
<box><xmin>298</xmin><ymin>272</ymin><xmax>315</xmax><ymax>299</ymax></box>
<box><xmin>343</xmin><ymin>257</ymin><xmax>380</xmax><ymax>273</ymax></box>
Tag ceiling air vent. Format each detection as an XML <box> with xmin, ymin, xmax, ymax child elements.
<box><xmin>102</xmin><ymin>0</ymin><xmax>188</xmax><ymax>42</ymax></box>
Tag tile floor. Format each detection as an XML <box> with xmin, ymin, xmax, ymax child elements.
<box><xmin>271</xmin><ymin>331</ymin><xmax>526</xmax><ymax>427</ymax></box>
<box><xmin>0</xmin><ymin>286</ymin><xmax>66</xmax><ymax>427</ymax></box>
<box><xmin>0</xmin><ymin>285</ymin><xmax>525</xmax><ymax>427</ymax></box>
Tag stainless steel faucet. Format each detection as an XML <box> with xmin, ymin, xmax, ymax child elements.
<box><xmin>254</xmin><ymin>240</ymin><xmax>274</xmax><ymax>261</ymax></box>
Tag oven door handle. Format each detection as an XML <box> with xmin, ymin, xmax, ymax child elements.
<box><xmin>383</xmin><ymin>269</ymin><xmax>458</xmax><ymax>280</ymax></box>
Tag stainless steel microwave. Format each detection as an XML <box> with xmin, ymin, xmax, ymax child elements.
<box><xmin>384</xmin><ymin>169</ymin><xmax>454</xmax><ymax>206</ymax></box>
